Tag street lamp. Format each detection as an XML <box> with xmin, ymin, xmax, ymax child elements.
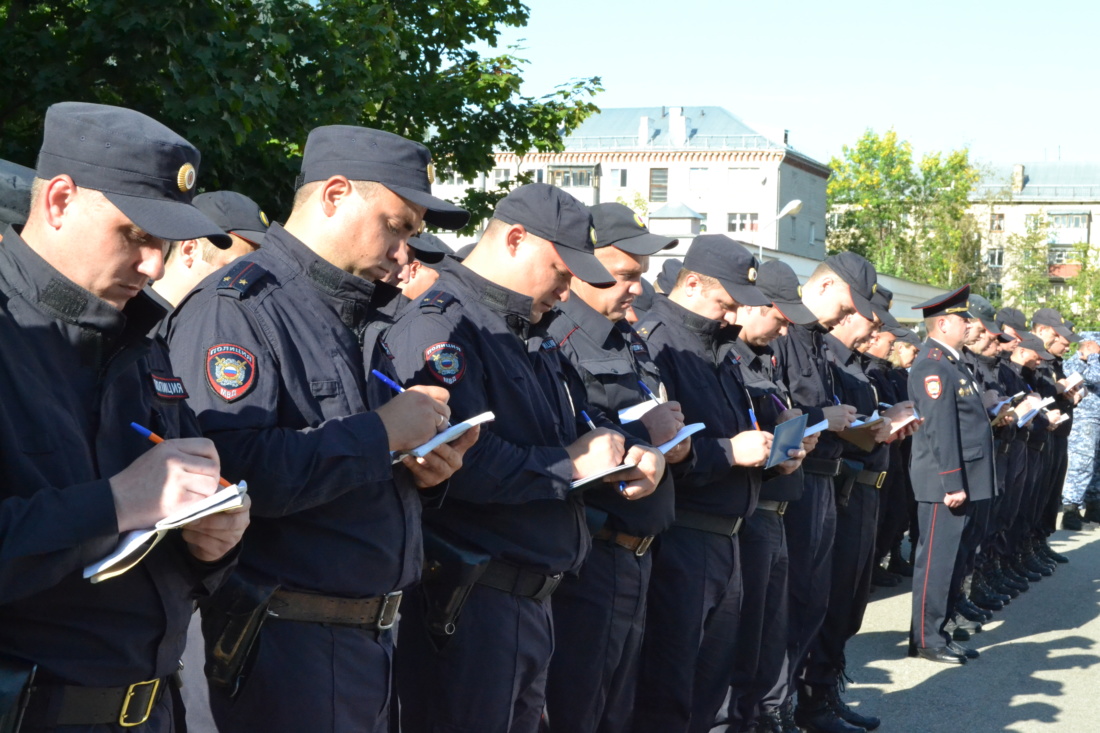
<box><xmin>756</xmin><ymin>199</ymin><xmax>803</xmax><ymax>262</ymax></box>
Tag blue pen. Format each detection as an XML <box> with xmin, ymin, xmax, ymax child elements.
<box><xmin>580</xmin><ymin>410</ymin><xmax>597</xmax><ymax>431</ymax></box>
<box><xmin>371</xmin><ymin>369</ymin><xmax>405</xmax><ymax>394</ymax></box>
<box><xmin>748</xmin><ymin>406</ymin><xmax>760</xmax><ymax>430</ymax></box>
<box><xmin>637</xmin><ymin>380</ymin><xmax>662</xmax><ymax>406</ymax></box>
<box><xmin>832</xmin><ymin>394</ymin><xmax>842</xmax><ymax>406</ymax></box>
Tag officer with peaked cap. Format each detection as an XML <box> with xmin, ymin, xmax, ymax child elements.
<box><xmin>907</xmin><ymin>285</ymin><xmax>994</xmax><ymax>665</ymax></box>
<box><xmin>632</xmin><ymin>236</ymin><xmax>805</xmax><ymax>733</ymax></box>
<box><xmin>0</xmin><ymin>102</ymin><xmax>250</xmax><ymax>730</ymax></box>
<box><xmin>386</xmin><ymin>183</ymin><xmax>666</xmax><ymax>733</ymax></box>
<box><xmin>168</xmin><ymin>125</ymin><xmax>475</xmax><ymax>732</ymax></box>
<box><xmin>542</xmin><ymin>201</ymin><xmax>684</xmax><ymax>733</ymax></box>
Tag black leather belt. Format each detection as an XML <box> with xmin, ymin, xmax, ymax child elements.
<box><xmin>802</xmin><ymin>457</ymin><xmax>842</xmax><ymax>477</ymax></box>
<box><xmin>756</xmin><ymin>499</ymin><xmax>789</xmax><ymax>515</ymax></box>
<box><xmin>673</xmin><ymin>509</ymin><xmax>743</xmax><ymax>536</ymax></box>
<box><xmin>23</xmin><ymin>676</ymin><xmax>170</xmax><ymax>728</ymax></box>
<box><xmin>856</xmin><ymin>469</ymin><xmax>888</xmax><ymax>489</ymax></box>
<box><xmin>593</xmin><ymin>527</ymin><xmax>655</xmax><ymax>556</ymax></box>
<box><xmin>268</xmin><ymin>588</ymin><xmax>402</xmax><ymax>630</ymax></box>
<box><xmin>476</xmin><ymin>559</ymin><xmax>562</xmax><ymax>601</ymax></box>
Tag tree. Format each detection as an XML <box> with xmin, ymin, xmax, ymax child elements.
<box><xmin>826</xmin><ymin>129</ymin><xmax>984</xmax><ymax>290</ymax></box>
<box><xmin>0</xmin><ymin>0</ymin><xmax>601</xmax><ymax>229</ymax></box>
<box><xmin>999</xmin><ymin>222</ymin><xmax>1051</xmax><ymax>315</ymax></box>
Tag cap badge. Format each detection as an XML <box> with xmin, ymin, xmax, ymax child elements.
<box><xmin>177</xmin><ymin>163</ymin><xmax>196</xmax><ymax>193</ymax></box>
<box><xmin>633</xmin><ymin>212</ymin><xmax>646</xmax><ymax>229</ymax></box>
<box><xmin>871</xmin><ymin>283</ymin><xmax>878</xmax><ymax>294</ymax></box>
<box><xmin>747</xmin><ymin>266</ymin><xmax>758</xmax><ymax>283</ymax></box>
<box><xmin>259</xmin><ymin>211</ymin><xmax>270</xmax><ymax>227</ymax></box>
<box><xmin>888</xmin><ymin>298</ymin><xmax>893</xmax><ymax>309</ymax></box>
<box><xmin>590</xmin><ymin>226</ymin><xmax>598</xmax><ymax>245</ymax></box>
<box><xmin>797</xmin><ymin>285</ymin><xmax>803</xmax><ymax>298</ymax></box>
<box><xmin>426</xmin><ymin>161</ymin><xmax>435</xmax><ymax>185</ymax></box>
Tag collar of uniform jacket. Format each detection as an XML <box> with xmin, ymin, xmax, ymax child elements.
<box><xmin>731</xmin><ymin>336</ymin><xmax>768</xmax><ymax>371</ymax></box>
<box><xmin>440</xmin><ymin>260</ymin><xmax>535</xmax><ymax>334</ymax></box>
<box><xmin>824</xmin><ymin>332</ymin><xmax>860</xmax><ymax>368</ymax></box>
<box><xmin>556</xmin><ymin>292</ymin><xmax>618</xmax><ymax>346</ymax></box>
<box><xmin>650</xmin><ymin>294</ymin><xmax>741</xmax><ymax>362</ymax></box>
<box><xmin>0</xmin><ymin>224</ymin><xmax>166</xmax><ymax>344</ymax></box>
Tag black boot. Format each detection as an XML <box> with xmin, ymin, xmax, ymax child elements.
<box><xmin>826</xmin><ymin>685</ymin><xmax>880</xmax><ymax>731</ymax></box>
<box><xmin>778</xmin><ymin>698</ymin><xmax>801</xmax><ymax>733</ymax></box>
<box><xmin>887</xmin><ymin>543</ymin><xmax>914</xmax><ymax>577</ymax></box>
<box><xmin>1039</xmin><ymin>539</ymin><xmax>1069</xmax><ymax>564</ymax></box>
<box><xmin>1012</xmin><ymin>553</ymin><xmax>1042</xmax><ymax>582</ymax></box>
<box><xmin>1084</xmin><ymin>499</ymin><xmax>1100</xmax><ymax>524</ymax></box>
<box><xmin>1062</xmin><ymin>503</ymin><xmax>1084</xmax><ymax>531</ymax></box>
<box><xmin>871</xmin><ymin>565</ymin><xmax>901</xmax><ymax>587</ymax></box>
<box><xmin>795</xmin><ymin>686</ymin><xmax>865</xmax><ymax>733</ymax></box>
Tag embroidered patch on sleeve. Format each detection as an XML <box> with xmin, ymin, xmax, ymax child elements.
<box><xmin>924</xmin><ymin>375</ymin><xmax>942</xmax><ymax>399</ymax></box>
<box><xmin>425</xmin><ymin>342</ymin><xmax>465</xmax><ymax>385</ymax></box>
<box><xmin>151</xmin><ymin>374</ymin><xmax>189</xmax><ymax>400</ymax></box>
<box><xmin>206</xmin><ymin>344</ymin><xmax>257</xmax><ymax>402</ymax></box>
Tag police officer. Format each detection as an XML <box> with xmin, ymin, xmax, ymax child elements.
<box><xmin>394</xmin><ymin>231</ymin><xmax>454</xmax><ymax>301</ymax></box>
<box><xmin>0</xmin><ymin>102</ymin><xmax>250</xmax><ymax>731</ymax></box>
<box><xmin>761</xmin><ymin>253</ymin><xmax>874</xmax><ymax>731</ymax></box>
<box><xmin>1061</xmin><ymin>339</ymin><xmax>1100</xmax><ymax>527</ymax></box>
<box><xmin>541</xmin><ymin>202</ymin><xmax>684</xmax><ymax>733</ymax></box>
<box><xmin>385</xmin><ymin>183</ymin><xmax>666</xmax><ymax>733</ymax></box>
<box><xmin>632</xmin><ymin>236</ymin><xmax>806</xmax><ymax>733</ymax></box>
<box><xmin>694</xmin><ymin>260</ymin><xmax>820</xmax><ymax>733</ymax></box>
<box><xmin>150</xmin><ymin>190</ymin><xmax>268</xmax><ymax>309</ymax></box>
<box><xmin>908</xmin><ymin>285</ymin><xmax>993</xmax><ymax>665</ymax></box>
<box><xmin>168</xmin><ymin>126</ymin><xmax>474</xmax><ymax>732</ymax></box>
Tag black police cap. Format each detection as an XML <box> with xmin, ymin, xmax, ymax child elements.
<box><xmin>1016</xmin><ymin>331</ymin><xmax>1054</xmax><ymax>361</ymax></box>
<box><xmin>870</xmin><ymin>285</ymin><xmax>911</xmax><ymax>337</ymax></box>
<box><xmin>655</xmin><ymin>257</ymin><xmax>682</xmax><ymax>294</ymax></box>
<box><xmin>409</xmin><ymin>231</ymin><xmax>453</xmax><ymax>265</ymax></box>
<box><xmin>36</xmin><ymin>102</ymin><xmax>230</xmax><ymax>247</ymax></box>
<box><xmin>1032</xmin><ymin>307</ymin><xmax>1081</xmax><ymax>342</ymax></box>
<box><xmin>823</xmin><ymin>252</ymin><xmax>878</xmax><ymax>321</ymax></box>
<box><xmin>756</xmin><ymin>260</ymin><xmax>816</xmax><ymax>326</ymax></box>
<box><xmin>996</xmin><ymin>307</ymin><xmax>1027</xmax><ymax>333</ymax></box>
<box><xmin>493</xmin><ymin>183</ymin><xmax>614</xmax><ymax>287</ymax></box>
<box><xmin>967</xmin><ymin>294</ymin><xmax>1002</xmax><ymax>337</ymax></box>
<box><xmin>193</xmin><ymin>191</ymin><xmax>269</xmax><ymax>247</ymax></box>
<box><xmin>682</xmin><ymin>235</ymin><xmax>770</xmax><ymax>307</ymax></box>
<box><xmin>898</xmin><ymin>330</ymin><xmax>922</xmax><ymax>347</ymax></box>
<box><xmin>912</xmin><ymin>284</ymin><xmax>972</xmax><ymax>319</ymax></box>
<box><xmin>590</xmin><ymin>202</ymin><xmax>677</xmax><ymax>255</ymax></box>
<box><xmin>299</xmin><ymin>126</ymin><xmax>470</xmax><ymax>231</ymax></box>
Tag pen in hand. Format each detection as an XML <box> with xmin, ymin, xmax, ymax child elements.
<box><xmin>580</xmin><ymin>411</ymin><xmax>627</xmax><ymax>494</ymax></box>
<box><xmin>371</xmin><ymin>369</ymin><xmax>405</xmax><ymax>394</ymax></box>
<box><xmin>130</xmin><ymin>423</ymin><xmax>232</xmax><ymax>488</ymax></box>
<box><xmin>637</xmin><ymin>380</ymin><xmax>663</xmax><ymax>406</ymax></box>
<box><xmin>769</xmin><ymin>393</ymin><xmax>789</xmax><ymax>414</ymax></box>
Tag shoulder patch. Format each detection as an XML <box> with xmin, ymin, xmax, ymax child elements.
<box><xmin>928</xmin><ymin>348</ymin><xmax>942</xmax><ymax>361</ymax></box>
<box><xmin>206</xmin><ymin>344</ymin><xmax>257</xmax><ymax>401</ymax></box>
<box><xmin>217</xmin><ymin>260</ymin><xmax>268</xmax><ymax>299</ymax></box>
<box><xmin>425</xmin><ymin>342</ymin><xmax>465</xmax><ymax>385</ymax></box>
<box><xmin>419</xmin><ymin>289</ymin><xmax>456</xmax><ymax>314</ymax></box>
<box><xmin>151</xmin><ymin>374</ymin><xmax>188</xmax><ymax>400</ymax></box>
<box><xmin>541</xmin><ymin>337</ymin><xmax>559</xmax><ymax>351</ymax></box>
<box><xmin>924</xmin><ymin>375</ymin><xmax>942</xmax><ymax>399</ymax></box>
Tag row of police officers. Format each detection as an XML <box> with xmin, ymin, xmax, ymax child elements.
<box><xmin>0</xmin><ymin>102</ymin><xmax>1086</xmax><ymax>733</ymax></box>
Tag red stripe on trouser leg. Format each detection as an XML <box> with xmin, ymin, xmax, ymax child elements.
<box><xmin>920</xmin><ymin>503</ymin><xmax>938</xmax><ymax>649</ymax></box>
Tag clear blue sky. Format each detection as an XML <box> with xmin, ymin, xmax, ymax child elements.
<box><xmin>489</xmin><ymin>0</ymin><xmax>1099</xmax><ymax>167</ymax></box>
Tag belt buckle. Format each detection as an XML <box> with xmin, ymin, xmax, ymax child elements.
<box><xmin>119</xmin><ymin>678</ymin><xmax>160</xmax><ymax>727</ymax></box>
<box><xmin>635</xmin><ymin>535</ymin><xmax>655</xmax><ymax>557</ymax></box>
<box><xmin>730</xmin><ymin>517</ymin><xmax>744</xmax><ymax>536</ymax></box>
<box><xmin>776</xmin><ymin>502</ymin><xmax>788</xmax><ymax>516</ymax></box>
<box><xmin>875</xmin><ymin>471</ymin><xmax>887</xmax><ymax>489</ymax></box>
<box><xmin>377</xmin><ymin>591</ymin><xmax>403</xmax><ymax>630</ymax></box>
<box><xmin>532</xmin><ymin>573</ymin><xmax>562</xmax><ymax>602</ymax></box>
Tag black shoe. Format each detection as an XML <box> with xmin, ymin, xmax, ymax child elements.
<box><xmin>946</xmin><ymin>618</ymin><xmax>971</xmax><ymax>642</ymax></box>
<box><xmin>871</xmin><ymin>566</ymin><xmax>902</xmax><ymax>587</ymax></box>
<box><xmin>952</xmin><ymin>613</ymin><xmax>982</xmax><ymax>633</ymax></box>
<box><xmin>1040</xmin><ymin>543</ymin><xmax>1069</xmax><ymax>564</ymax></box>
<box><xmin>947</xmin><ymin>640</ymin><xmax>980</xmax><ymax>659</ymax></box>
<box><xmin>778</xmin><ymin>698</ymin><xmax>800</xmax><ymax>733</ymax></box>
<box><xmin>1084</xmin><ymin>499</ymin><xmax>1100</xmax><ymax>524</ymax></box>
<box><xmin>915</xmin><ymin>646</ymin><xmax>967</xmax><ymax>665</ymax></box>
<box><xmin>827</xmin><ymin>686</ymin><xmax>880</xmax><ymax>730</ymax></box>
<box><xmin>1012</xmin><ymin>556</ymin><xmax>1042</xmax><ymax>582</ymax></box>
<box><xmin>989</xmin><ymin>572</ymin><xmax>1021</xmax><ymax>598</ymax></box>
<box><xmin>888</xmin><ymin>546</ymin><xmax>914</xmax><ymax>577</ymax></box>
<box><xmin>1063</xmin><ymin>503</ymin><xmax>1084</xmax><ymax>531</ymax></box>
<box><xmin>754</xmin><ymin>710</ymin><xmax>783</xmax><ymax>733</ymax></box>
<box><xmin>1024</xmin><ymin>553</ymin><xmax>1054</xmax><ymax>576</ymax></box>
<box><xmin>794</xmin><ymin>703</ymin><xmax>866</xmax><ymax>733</ymax></box>
<box><xmin>957</xmin><ymin>599</ymin><xmax>992</xmax><ymax>622</ymax></box>
<box><xmin>971</xmin><ymin>591</ymin><xmax>1004</xmax><ymax>612</ymax></box>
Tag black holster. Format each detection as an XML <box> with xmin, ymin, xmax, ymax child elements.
<box><xmin>200</xmin><ymin>575</ymin><xmax>279</xmax><ymax>700</ymax></box>
<box><xmin>0</xmin><ymin>655</ymin><xmax>35</xmax><ymax>733</ymax></box>
<box><xmin>834</xmin><ymin>459</ymin><xmax>863</xmax><ymax>508</ymax></box>
<box><xmin>420</xmin><ymin>528</ymin><xmax>491</xmax><ymax>642</ymax></box>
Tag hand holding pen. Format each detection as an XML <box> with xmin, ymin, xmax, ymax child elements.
<box><xmin>369</xmin><ymin>369</ymin><xmax>453</xmax><ymax>450</ymax></box>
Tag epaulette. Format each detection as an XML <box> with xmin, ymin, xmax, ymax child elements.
<box><xmin>419</xmin><ymin>289</ymin><xmax>456</xmax><ymax>314</ymax></box>
<box><xmin>928</xmin><ymin>348</ymin><xmax>942</xmax><ymax>360</ymax></box>
<box><xmin>217</xmin><ymin>261</ymin><xmax>269</xmax><ymax>299</ymax></box>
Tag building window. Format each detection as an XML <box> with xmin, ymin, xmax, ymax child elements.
<box><xmin>609</xmin><ymin>168</ymin><xmax>627</xmax><ymax>187</ymax></box>
<box><xmin>987</xmin><ymin>283</ymin><xmax>1003</xmax><ymax>302</ymax></box>
<box><xmin>809</xmin><ymin>223</ymin><xmax>817</xmax><ymax>246</ymax></box>
<box><xmin>689</xmin><ymin>167</ymin><xmax>709</xmax><ymax>189</ymax></box>
<box><xmin>549</xmin><ymin>167</ymin><xmax>593</xmax><ymax>188</ymax></box>
<box><xmin>986</xmin><ymin>248</ymin><xmax>1004</xmax><ymax>268</ymax></box>
<box><xmin>698</xmin><ymin>213</ymin><xmax>708</xmax><ymax>233</ymax></box>
<box><xmin>1051</xmin><ymin>213</ymin><xmax>1089</xmax><ymax>228</ymax></box>
<box><xmin>789</xmin><ymin>215</ymin><xmax>797</xmax><ymax>240</ymax></box>
<box><xmin>535</xmin><ymin>169</ymin><xmax>544</xmax><ymax>184</ymax></box>
<box><xmin>1049</xmin><ymin>246</ymin><xmax>1074</xmax><ymax>265</ymax></box>
<box><xmin>441</xmin><ymin>171</ymin><xmax>465</xmax><ymax>186</ymax></box>
<box><xmin>649</xmin><ymin>168</ymin><xmax>668</xmax><ymax>202</ymax></box>
<box><xmin>1025</xmin><ymin>213</ymin><xmax>1044</xmax><ymax>231</ymax></box>
<box><xmin>492</xmin><ymin>168</ymin><xmax>511</xmax><ymax>186</ymax></box>
<box><xmin>727</xmin><ymin>213</ymin><xmax>758</xmax><ymax>233</ymax></box>
<box><xmin>990</xmin><ymin>213</ymin><xmax>1004</xmax><ymax>231</ymax></box>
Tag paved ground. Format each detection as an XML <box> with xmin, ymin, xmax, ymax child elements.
<box><xmin>842</xmin><ymin>526</ymin><xmax>1100</xmax><ymax>732</ymax></box>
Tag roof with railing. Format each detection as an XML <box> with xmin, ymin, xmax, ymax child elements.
<box><xmin>975</xmin><ymin>163</ymin><xmax>1100</xmax><ymax>201</ymax></box>
<box><xmin>562</xmin><ymin>106</ymin><xmax>787</xmax><ymax>152</ymax></box>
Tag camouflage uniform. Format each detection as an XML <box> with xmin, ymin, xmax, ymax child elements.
<box><xmin>1060</xmin><ymin>352</ymin><xmax>1100</xmax><ymax>506</ymax></box>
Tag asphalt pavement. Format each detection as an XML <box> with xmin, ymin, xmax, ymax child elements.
<box><xmin>842</xmin><ymin>526</ymin><xmax>1100</xmax><ymax>732</ymax></box>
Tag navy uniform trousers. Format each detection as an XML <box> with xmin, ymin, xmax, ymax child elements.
<box><xmin>911</xmin><ymin>500</ymin><xmax>984</xmax><ymax>649</ymax></box>
<box><xmin>545</xmin><ymin>541</ymin><xmax>651</xmax><ymax>733</ymax></box>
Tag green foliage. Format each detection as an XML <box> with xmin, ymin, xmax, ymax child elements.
<box><xmin>1000</xmin><ymin>223</ymin><xmax>1051</xmax><ymax>315</ymax></box>
<box><xmin>826</xmin><ymin>129</ymin><xmax>984</xmax><ymax>289</ymax></box>
<box><xmin>615</xmin><ymin>191</ymin><xmax>649</xmax><ymax>218</ymax></box>
<box><xmin>0</xmin><ymin>0</ymin><xmax>602</xmax><ymax>229</ymax></box>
